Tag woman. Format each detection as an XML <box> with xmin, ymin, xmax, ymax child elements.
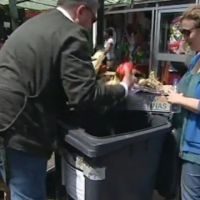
<box><xmin>166</xmin><ymin>5</ymin><xmax>200</xmax><ymax>200</ymax></box>
<box><xmin>104</xmin><ymin>27</ymin><xmax>116</xmax><ymax>70</ymax></box>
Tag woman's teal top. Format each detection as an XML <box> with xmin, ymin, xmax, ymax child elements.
<box><xmin>177</xmin><ymin>53</ymin><xmax>200</xmax><ymax>164</ymax></box>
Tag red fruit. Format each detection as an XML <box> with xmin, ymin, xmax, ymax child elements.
<box><xmin>116</xmin><ymin>61</ymin><xmax>135</xmax><ymax>80</ymax></box>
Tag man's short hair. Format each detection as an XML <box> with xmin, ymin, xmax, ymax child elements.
<box><xmin>57</xmin><ymin>0</ymin><xmax>99</xmax><ymax>10</ymax></box>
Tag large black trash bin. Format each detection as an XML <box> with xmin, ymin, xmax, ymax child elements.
<box><xmin>60</xmin><ymin>114</ymin><xmax>171</xmax><ymax>200</ymax></box>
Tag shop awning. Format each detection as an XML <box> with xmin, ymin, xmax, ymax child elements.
<box><xmin>0</xmin><ymin>0</ymin><xmax>134</xmax><ymax>11</ymax></box>
<box><xmin>0</xmin><ymin>0</ymin><xmax>10</xmax><ymax>5</ymax></box>
<box><xmin>0</xmin><ymin>0</ymin><xmax>174</xmax><ymax>11</ymax></box>
<box><xmin>133</xmin><ymin>0</ymin><xmax>173</xmax><ymax>3</ymax></box>
<box><xmin>0</xmin><ymin>0</ymin><xmax>56</xmax><ymax>10</ymax></box>
<box><xmin>104</xmin><ymin>0</ymin><xmax>133</xmax><ymax>6</ymax></box>
<box><xmin>17</xmin><ymin>1</ymin><xmax>55</xmax><ymax>11</ymax></box>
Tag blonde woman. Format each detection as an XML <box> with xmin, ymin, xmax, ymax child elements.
<box><xmin>167</xmin><ymin>5</ymin><xmax>200</xmax><ymax>200</ymax></box>
<box><xmin>104</xmin><ymin>27</ymin><xmax>116</xmax><ymax>70</ymax></box>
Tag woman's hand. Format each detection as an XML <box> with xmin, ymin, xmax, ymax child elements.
<box><xmin>161</xmin><ymin>85</ymin><xmax>173</xmax><ymax>93</ymax></box>
<box><xmin>166</xmin><ymin>89</ymin><xmax>183</xmax><ymax>104</ymax></box>
<box><xmin>165</xmin><ymin>87</ymin><xmax>200</xmax><ymax>113</ymax></box>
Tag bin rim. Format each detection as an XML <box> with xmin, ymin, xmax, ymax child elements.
<box><xmin>63</xmin><ymin>120</ymin><xmax>172</xmax><ymax>158</ymax></box>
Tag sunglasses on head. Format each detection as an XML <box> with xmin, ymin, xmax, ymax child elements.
<box><xmin>179</xmin><ymin>27</ymin><xmax>197</xmax><ymax>37</ymax></box>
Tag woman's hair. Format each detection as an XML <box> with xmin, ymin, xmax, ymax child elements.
<box><xmin>105</xmin><ymin>28</ymin><xmax>113</xmax><ymax>37</ymax></box>
<box><xmin>180</xmin><ymin>5</ymin><xmax>200</xmax><ymax>28</ymax></box>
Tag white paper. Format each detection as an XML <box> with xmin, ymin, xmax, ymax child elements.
<box><xmin>3</xmin><ymin>22</ymin><xmax>10</xmax><ymax>28</ymax></box>
<box><xmin>63</xmin><ymin>160</ymin><xmax>85</xmax><ymax>200</ymax></box>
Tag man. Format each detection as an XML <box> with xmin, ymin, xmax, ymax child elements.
<box><xmin>0</xmin><ymin>0</ymin><xmax>133</xmax><ymax>199</ymax></box>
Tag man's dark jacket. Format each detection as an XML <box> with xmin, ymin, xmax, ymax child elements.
<box><xmin>0</xmin><ymin>9</ymin><xmax>125</xmax><ymax>157</ymax></box>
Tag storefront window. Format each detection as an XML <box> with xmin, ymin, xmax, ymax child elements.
<box><xmin>159</xmin><ymin>12</ymin><xmax>181</xmax><ymax>53</ymax></box>
<box><xmin>159</xmin><ymin>11</ymin><xmax>194</xmax><ymax>55</ymax></box>
<box><xmin>157</xmin><ymin>10</ymin><xmax>195</xmax><ymax>84</ymax></box>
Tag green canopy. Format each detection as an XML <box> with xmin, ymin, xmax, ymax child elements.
<box><xmin>0</xmin><ymin>0</ymin><xmax>56</xmax><ymax>10</ymax></box>
<box><xmin>0</xmin><ymin>0</ymin><xmax>133</xmax><ymax>11</ymax></box>
<box><xmin>0</xmin><ymin>0</ymin><xmax>10</xmax><ymax>5</ymax></box>
<box><xmin>17</xmin><ymin>1</ymin><xmax>55</xmax><ymax>10</ymax></box>
<box><xmin>104</xmin><ymin>0</ymin><xmax>132</xmax><ymax>6</ymax></box>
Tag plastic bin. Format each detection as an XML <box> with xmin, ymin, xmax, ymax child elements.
<box><xmin>60</xmin><ymin>113</ymin><xmax>171</xmax><ymax>200</ymax></box>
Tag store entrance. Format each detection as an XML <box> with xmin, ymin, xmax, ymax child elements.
<box><xmin>105</xmin><ymin>10</ymin><xmax>153</xmax><ymax>77</ymax></box>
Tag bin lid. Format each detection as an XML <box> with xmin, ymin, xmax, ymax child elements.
<box><xmin>63</xmin><ymin>115</ymin><xmax>171</xmax><ymax>158</ymax></box>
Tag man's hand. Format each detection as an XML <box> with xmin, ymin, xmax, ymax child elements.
<box><xmin>121</xmin><ymin>65</ymin><xmax>136</xmax><ymax>89</ymax></box>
